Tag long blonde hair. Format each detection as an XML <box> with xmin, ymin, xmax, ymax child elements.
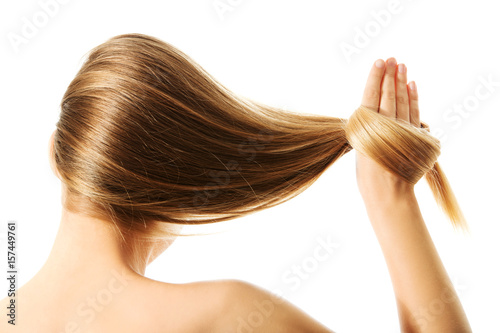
<box><xmin>53</xmin><ymin>34</ymin><xmax>466</xmax><ymax>243</ymax></box>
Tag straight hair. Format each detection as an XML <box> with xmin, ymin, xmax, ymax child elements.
<box><xmin>53</xmin><ymin>34</ymin><xmax>467</xmax><ymax>243</ymax></box>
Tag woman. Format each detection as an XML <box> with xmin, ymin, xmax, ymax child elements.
<box><xmin>0</xmin><ymin>34</ymin><xmax>471</xmax><ymax>332</ymax></box>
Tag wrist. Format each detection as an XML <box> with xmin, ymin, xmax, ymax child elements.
<box><xmin>360</xmin><ymin>178</ymin><xmax>414</xmax><ymax>202</ymax></box>
<box><xmin>362</xmin><ymin>191</ymin><xmax>423</xmax><ymax>236</ymax></box>
<box><xmin>361</xmin><ymin>183</ymin><xmax>416</xmax><ymax>211</ymax></box>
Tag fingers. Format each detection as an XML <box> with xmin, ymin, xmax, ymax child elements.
<box><xmin>379</xmin><ymin>57</ymin><xmax>397</xmax><ymax>118</ymax></box>
<box><xmin>361</xmin><ymin>58</ymin><xmax>420</xmax><ymax>128</ymax></box>
<box><xmin>408</xmin><ymin>81</ymin><xmax>420</xmax><ymax>127</ymax></box>
<box><xmin>361</xmin><ymin>59</ymin><xmax>386</xmax><ymax>111</ymax></box>
<box><xmin>396</xmin><ymin>64</ymin><xmax>410</xmax><ymax>123</ymax></box>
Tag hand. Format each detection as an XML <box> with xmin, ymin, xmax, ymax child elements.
<box><xmin>355</xmin><ymin>58</ymin><xmax>420</xmax><ymax>204</ymax></box>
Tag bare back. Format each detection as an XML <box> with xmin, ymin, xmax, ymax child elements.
<box><xmin>0</xmin><ymin>273</ymin><xmax>233</xmax><ymax>333</ymax></box>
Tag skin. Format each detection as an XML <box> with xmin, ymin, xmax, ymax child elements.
<box><xmin>0</xmin><ymin>58</ymin><xmax>471</xmax><ymax>332</ymax></box>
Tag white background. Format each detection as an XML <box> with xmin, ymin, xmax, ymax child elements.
<box><xmin>1</xmin><ymin>0</ymin><xmax>499</xmax><ymax>332</ymax></box>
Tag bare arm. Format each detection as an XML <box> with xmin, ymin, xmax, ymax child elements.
<box><xmin>364</xmin><ymin>188</ymin><xmax>470</xmax><ymax>332</ymax></box>
<box><xmin>357</xmin><ymin>58</ymin><xmax>472</xmax><ymax>332</ymax></box>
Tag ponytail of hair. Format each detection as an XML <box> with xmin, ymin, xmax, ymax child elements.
<box><xmin>53</xmin><ymin>34</ymin><xmax>467</xmax><ymax>242</ymax></box>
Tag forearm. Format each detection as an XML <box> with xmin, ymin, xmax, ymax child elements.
<box><xmin>363</xmin><ymin>190</ymin><xmax>471</xmax><ymax>333</ymax></box>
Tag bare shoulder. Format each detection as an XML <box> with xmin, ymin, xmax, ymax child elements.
<box><xmin>143</xmin><ymin>278</ymin><xmax>334</xmax><ymax>333</ymax></box>
<box><xmin>0</xmin><ymin>277</ymin><xmax>333</xmax><ymax>333</ymax></box>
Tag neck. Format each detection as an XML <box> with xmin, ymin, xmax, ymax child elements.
<box><xmin>40</xmin><ymin>209</ymin><xmax>150</xmax><ymax>279</ymax></box>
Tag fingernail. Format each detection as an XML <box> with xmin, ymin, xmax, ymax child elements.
<box><xmin>409</xmin><ymin>81</ymin><xmax>417</xmax><ymax>90</ymax></box>
<box><xmin>398</xmin><ymin>64</ymin><xmax>406</xmax><ymax>73</ymax></box>
<box><xmin>387</xmin><ymin>58</ymin><xmax>397</xmax><ymax>66</ymax></box>
<box><xmin>375</xmin><ymin>59</ymin><xmax>385</xmax><ymax>68</ymax></box>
